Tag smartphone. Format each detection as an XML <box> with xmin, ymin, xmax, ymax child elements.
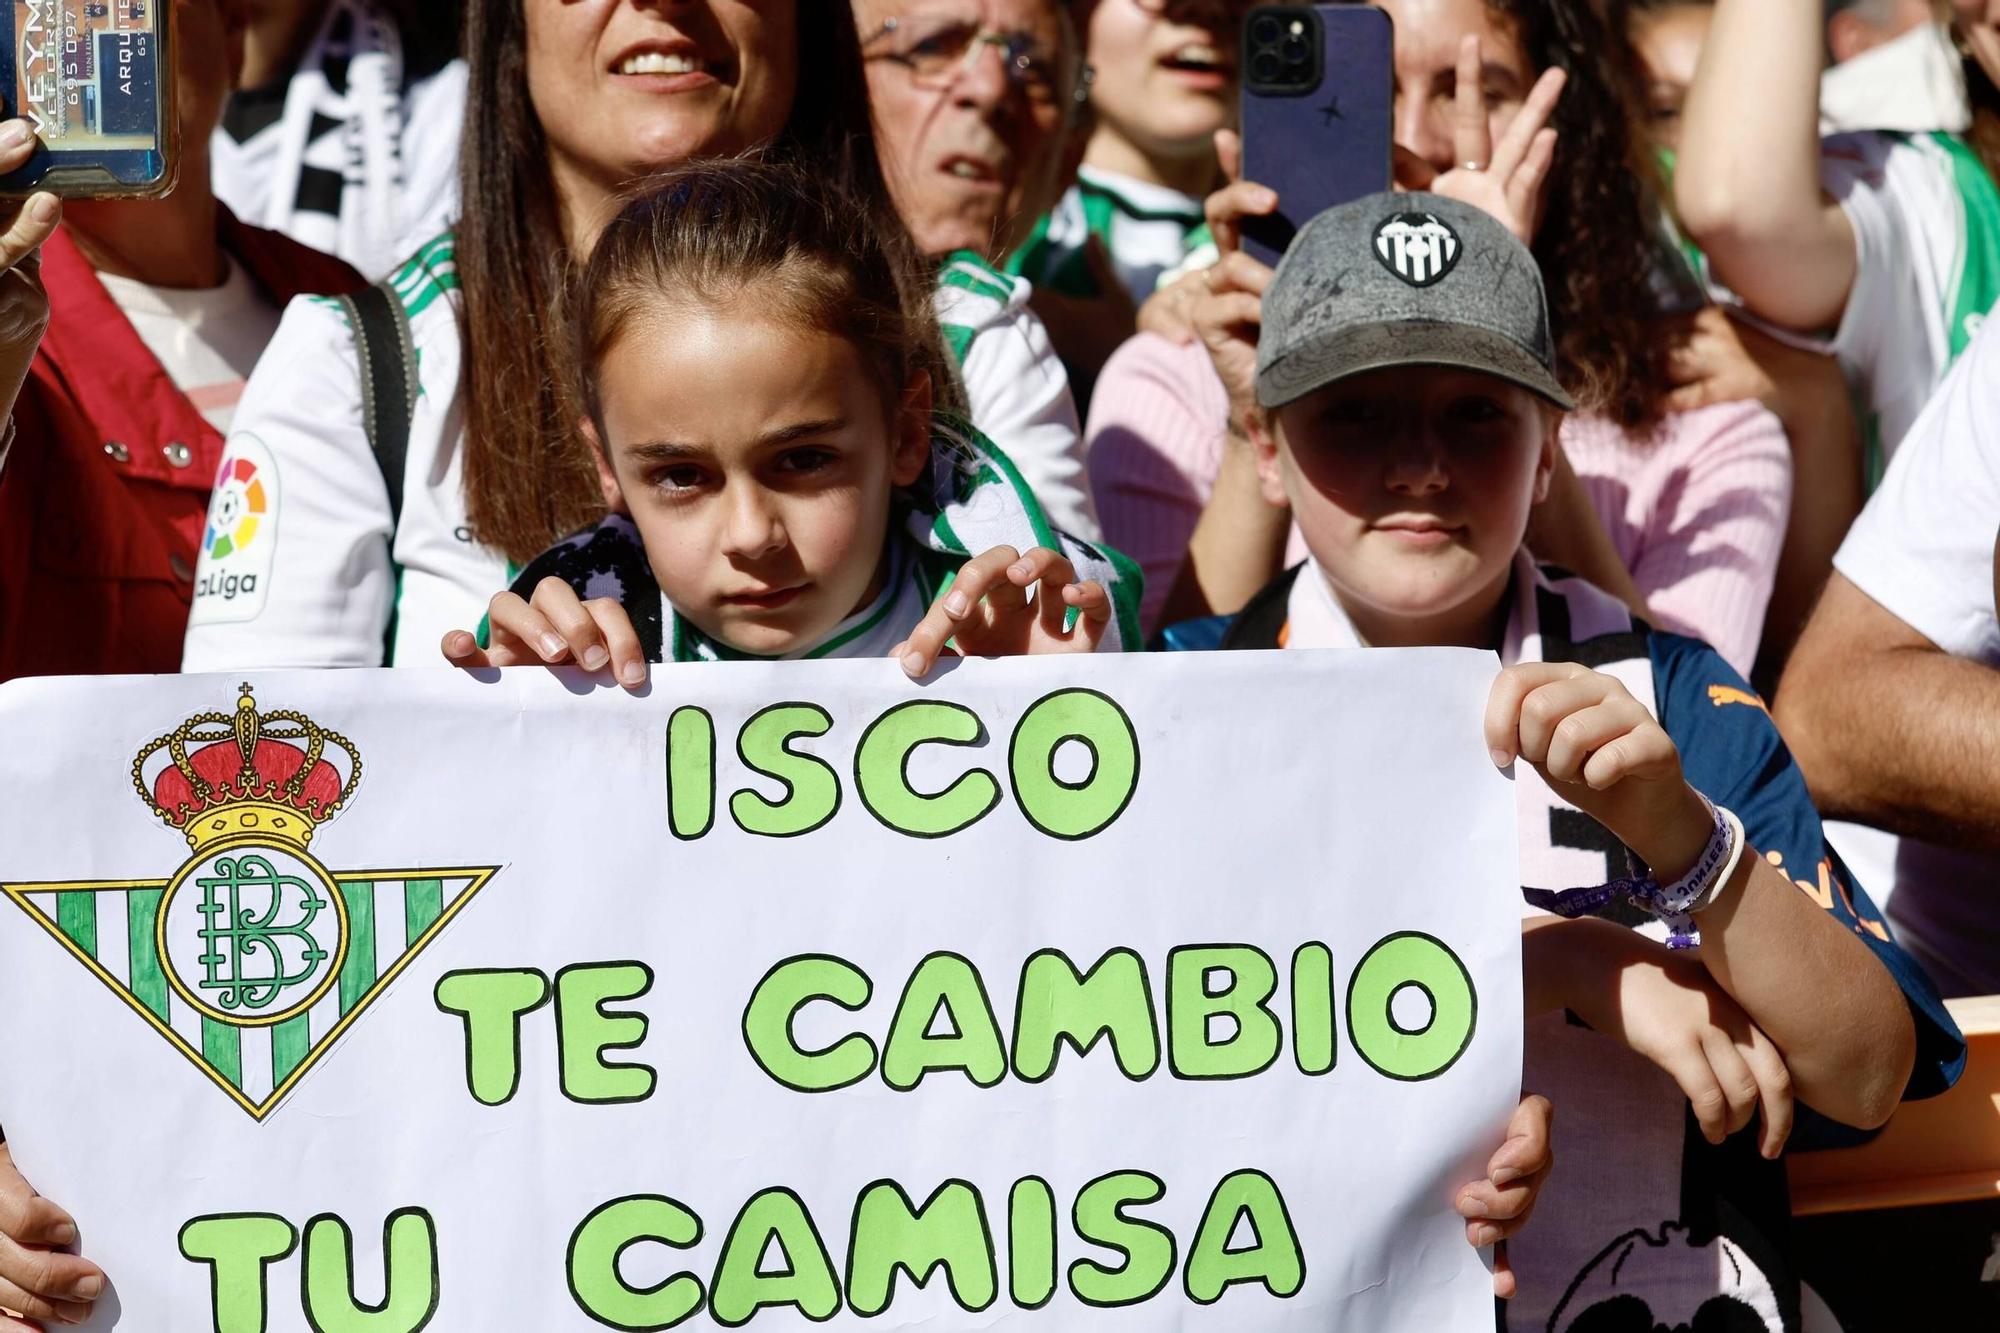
<box><xmin>0</xmin><ymin>0</ymin><xmax>175</xmax><ymax>197</ymax></box>
<box><xmin>1240</xmin><ymin>4</ymin><xmax>1394</xmax><ymax>270</ymax></box>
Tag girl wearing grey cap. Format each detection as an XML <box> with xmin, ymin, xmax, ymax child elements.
<box><xmin>1162</xmin><ymin>190</ymin><xmax>1962</xmax><ymax>1332</ymax></box>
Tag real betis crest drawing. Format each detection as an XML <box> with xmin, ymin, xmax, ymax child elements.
<box><xmin>2</xmin><ymin>685</ymin><xmax>497</xmax><ymax>1121</ymax></box>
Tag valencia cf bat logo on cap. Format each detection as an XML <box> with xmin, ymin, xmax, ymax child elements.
<box><xmin>1374</xmin><ymin>213</ymin><xmax>1462</xmax><ymax>288</ymax></box>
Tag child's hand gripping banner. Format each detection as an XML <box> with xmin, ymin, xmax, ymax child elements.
<box><xmin>0</xmin><ymin>651</ymin><xmax>1523</xmax><ymax>1331</ymax></box>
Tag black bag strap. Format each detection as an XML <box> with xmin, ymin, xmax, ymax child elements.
<box><xmin>335</xmin><ymin>282</ymin><xmax>419</xmax><ymax>664</ymax></box>
<box><xmin>335</xmin><ymin>281</ymin><xmax>419</xmax><ymax>534</ymax></box>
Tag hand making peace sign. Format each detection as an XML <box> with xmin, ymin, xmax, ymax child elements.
<box><xmin>1420</xmin><ymin>36</ymin><xmax>1566</xmax><ymax>246</ymax></box>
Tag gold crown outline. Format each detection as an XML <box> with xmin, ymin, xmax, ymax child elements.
<box><xmin>131</xmin><ymin>684</ymin><xmax>364</xmax><ymax>853</ymax></box>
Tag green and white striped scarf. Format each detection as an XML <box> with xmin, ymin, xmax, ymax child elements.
<box><xmin>1008</xmin><ymin>167</ymin><xmax>1207</xmax><ymax>307</ymax></box>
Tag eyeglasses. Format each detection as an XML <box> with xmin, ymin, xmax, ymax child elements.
<box><xmin>862</xmin><ymin>9</ymin><xmax>1084</xmax><ymax>109</ymax></box>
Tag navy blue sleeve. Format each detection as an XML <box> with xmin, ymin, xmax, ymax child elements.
<box><xmin>1652</xmin><ymin>631</ymin><xmax>1965</xmax><ymax>1110</ymax></box>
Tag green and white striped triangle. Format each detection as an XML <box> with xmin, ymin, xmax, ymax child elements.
<box><xmin>2</xmin><ymin>867</ymin><xmax>496</xmax><ymax>1121</ymax></box>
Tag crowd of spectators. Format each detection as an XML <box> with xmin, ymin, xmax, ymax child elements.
<box><xmin>2</xmin><ymin>1</ymin><xmax>1999</xmax><ymax>1327</ymax></box>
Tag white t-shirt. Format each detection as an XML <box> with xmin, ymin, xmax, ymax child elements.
<box><xmin>96</xmin><ymin>260</ymin><xmax>282</xmax><ymax>433</ymax></box>
<box><xmin>1818</xmin><ymin>22</ymin><xmax>1969</xmax><ymax>137</ymax></box>
<box><xmin>1822</xmin><ymin>130</ymin><xmax>2000</xmax><ymax>477</ymax></box>
<box><xmin>210</xmin><ymin>0</ymin><xmax>464</xmax><ymax>282</ymax></box>
<box><xmin>932</xmin><ymin>252</ymin><xmax>1099</xmax><ymax>539</ymax></box>
<box><xmin>1831</xmin><ymin>314</ymin><xmax>2000</xmax><ymax>997</ymax></box>
<box><xmin>183</xmin><ymin>237</ymin><xmax>1098</xmax><ymax>669</ymax></box>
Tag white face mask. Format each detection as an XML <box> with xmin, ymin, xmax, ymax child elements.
<box><xmin>1820</xmin><ymin>20</ymin><xmax>1973</xmax><ymax>136</ymax></box>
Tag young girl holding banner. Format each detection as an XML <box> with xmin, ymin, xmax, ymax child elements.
<box><xmin>439</xmin><ymin>156</ymin><xmax>1554</xmax><ymax>1304</ymax></box>
<box><xmin>440</xmin><ymin>157</ymin><xmax>1135</xmax><ymax>675</ymax></box>
<box><xmin>0</xmin><ymin>171</ymin><xmax>1552</xmax><ymax>1329</ymax></box>
<box><xmin>1159</xmin><ymin>188</ymin><xmax>1964</xmax><ymax>1329</ymax></box>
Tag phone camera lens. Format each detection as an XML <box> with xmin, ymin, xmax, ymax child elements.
<box><xmin>1251</xmin><ymin>15</ymin><xmax>1281</xmax><ymax>44</ymax></box>
<box><xmin>1279</xmin><ymin>34</ymin><xmax>1308</xmax><ymax>63</ymax></box>
<box><xmin>1251</xmin><ymin>50</ymin><xmax>1280</xmax><ymax>82</ymax></box>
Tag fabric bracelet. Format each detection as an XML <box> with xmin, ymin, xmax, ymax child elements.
<box><xmin>1523</xmin><ymin>795</ymin><xmax>1746</xmax><ymax>949</ymax></box>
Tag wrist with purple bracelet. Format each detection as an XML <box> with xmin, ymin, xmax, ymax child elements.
<box><xmin>1525</xmin><ymin>794</ymin><xmax>1747</xmax><ymax>949</ymax></box>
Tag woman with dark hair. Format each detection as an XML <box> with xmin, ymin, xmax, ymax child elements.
<box><xmin>452</xmin><ymin>0</ymin><xmax>899</xmax><ymax>580</ymax></box>
<box><xmin>183</xmin><ymin>1</ymin><xmax>885</xmax><ymax>671</ymax></box>
<box><xmin>1084</xmin><ymin>0</ymin><xmax>1793</xmax><ymax>679</ymax></box>
<box><xmin>1387</xmin><ymin>0</ymin><xmax>1672</xmax><ymax>431</ymax></box>
<box><xmin>181</xmin><ymin>0</ymin><xmax>1084</xmax><ymax>671</ymax></box>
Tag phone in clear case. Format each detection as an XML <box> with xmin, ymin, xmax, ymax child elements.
<box><xmin>0</xmin><ymin>0</ymin><xmax>175</xmax><ymax>197</ymax></box>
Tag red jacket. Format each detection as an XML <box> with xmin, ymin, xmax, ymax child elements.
<box><xmin>0</xmin><ymin>215</ymin><xmax>361</xmax><ymax>681</ymax></box>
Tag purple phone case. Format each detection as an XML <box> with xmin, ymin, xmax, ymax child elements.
<box><xmin>1240</xmin><ymin>5</ymin><xmax>1394</xmax><ymax>270</ymax></box>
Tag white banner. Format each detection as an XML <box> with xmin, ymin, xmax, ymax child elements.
<box><xmin>0</xmin><ymin>651</ymin><xmax>1521</xmax><ymax>1331</ymax></box>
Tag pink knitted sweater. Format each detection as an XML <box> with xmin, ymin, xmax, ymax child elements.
<box><xmin>1085</xmin><ymin>332</ymin><xmax>1792</xmax><ymax>676</ymax></box>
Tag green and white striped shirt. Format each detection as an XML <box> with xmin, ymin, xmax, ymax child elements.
<box><xmin>1009</xmin><ymin>167</ymin><xmax>1207</xmax><ymax>308</ymax></box>
<box><xmin>1823</xmin><ymin>130</ymin><xmax>2000</xmax><ymax>480</ymax></box>
<box><xmin>1700</xmin><ymin>131</ymin><xmax>2000</xmax><ymax>485</ymax></box>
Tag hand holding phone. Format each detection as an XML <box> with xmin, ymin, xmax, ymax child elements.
<box><xmin>0</xmin><ymin>0</ymin><xmax>175</xmax><ymax>197</ymax></box>
<box><xmin>0</xmin><ymin>116</ymin><xmax>61</xmax><ymax>436</ymax></box>
<box><xmin>0</xmin><ymin>118</ymin><xmax>58</xmax><ymax>309</ymax></box>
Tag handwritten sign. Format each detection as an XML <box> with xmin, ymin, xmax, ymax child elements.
<box><xmin>0</xmin><ymin>651</ymin><xmax>1521</xmax><ymax>1330</ymax></box>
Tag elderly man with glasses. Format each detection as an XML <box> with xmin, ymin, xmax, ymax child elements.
<box><xmin>856</xmin><ymin>0</ymin><xmax>1102</xmax><ymax>540</ymax></box>
<box><xmin>858</xmin><ymin>0</ymin><xmax>1087</xmax><ymax>258</ymax></box>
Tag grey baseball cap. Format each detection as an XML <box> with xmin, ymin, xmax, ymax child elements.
<box><xmin>1255</xmin><ymin>190</ymin><xmax>1574</xmax><ymax>412</ymax></box>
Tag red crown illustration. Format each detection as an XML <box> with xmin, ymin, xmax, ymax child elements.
<box><xmin>132</xmin><ymin>684</ymin><xmax>363</xmax><ymax>852</ymax></box>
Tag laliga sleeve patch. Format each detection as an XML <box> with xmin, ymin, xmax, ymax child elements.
<box><xmin>188</xmin><ymin>434</ymin><xmax>279</xmax><ymax>624</ymax></box>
